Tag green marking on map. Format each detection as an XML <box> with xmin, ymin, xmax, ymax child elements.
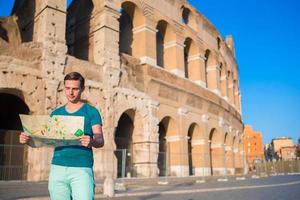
<box><xmin>22</xmin><ymin>126</ymin><xmax>31</xmax><ymax>135</ymax></box>
<box><xmin>74</xmin><ymin>129</ymin><xmax>84</xmax><ymax>137</ymax></box>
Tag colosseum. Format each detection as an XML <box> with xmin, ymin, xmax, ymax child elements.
<box><xmin>0</xmin><ymin>0</ymin><xmax>245</xmax><ymax>181</ymax></box>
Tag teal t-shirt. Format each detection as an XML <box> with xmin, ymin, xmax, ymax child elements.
<box><xmin>51</xmin><ymin>103</ymin><xmax>102</xmax><ymax>168</ymax></box>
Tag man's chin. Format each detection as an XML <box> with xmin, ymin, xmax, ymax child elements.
<box><xmin>68</xmin><ymin>98</ymin><xmax>79</xmax><ymax>103</ymax></box>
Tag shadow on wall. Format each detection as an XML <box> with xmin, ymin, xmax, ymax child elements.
<box><xmin>12</xmin><ymin>0</ymin><xmax>36</xmax><ymax>42</ymax></box>
<box><xmin>0</xmin><ymin>89</ymin><xmax>30</xmax><ymax>180</ymax></box>
<box><xmin>66</xmin><ymin>0</ymin><xmax>93</xmax><ymax>61</ymax></box>
<box><xmin>119</xmin><ymin>4</ymin><xmax>134</xmax><ymax>55</ymax></box>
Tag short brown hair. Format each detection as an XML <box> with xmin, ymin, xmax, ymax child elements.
<box><xmin>64</xmin><ymin>72</ymin><xmax>85</xmax><ymax>88</ymax></box>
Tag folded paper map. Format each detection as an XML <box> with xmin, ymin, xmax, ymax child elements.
<box><xmin>19</xmin><ymin>114</ymin><xmax>84</xmax><ymax>147</ymax></box>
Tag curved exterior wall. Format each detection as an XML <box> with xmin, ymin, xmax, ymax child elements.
<box><xmin>0</xmin><ymin>0</ymin><xmax>245</xmax><ymax>180</ymax></box>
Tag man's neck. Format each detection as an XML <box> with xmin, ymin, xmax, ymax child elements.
<box><xmin>66</xmin><ymin>101</ymin><xmax>83</xmax><ymax>112</ymax></box>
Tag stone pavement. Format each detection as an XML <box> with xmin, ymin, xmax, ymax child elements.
<box><xmin>2</xmin><ymin>174</ymin><xmax>297</xmax><ymax>200</ymax></box>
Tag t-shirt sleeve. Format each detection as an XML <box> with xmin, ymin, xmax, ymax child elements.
<box><xmin>50</xmin><ymin>107</ymin><xmax>60</xmax><ymax>115</ymax></box>
<box><xmin>90</xmin><ymin>108</ymin><xmax>102</xmax><ymax>126</ymax></box>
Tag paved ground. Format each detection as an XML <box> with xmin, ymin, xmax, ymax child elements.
<box><xmin>98</xmin><ymin>175</ymin><xmax>300</xmax><ymax>200</ymax></box>
<box><xmin>0</xmin><ymin>174</ymin><xmax>300</xmax><ymax>200</ymax></box>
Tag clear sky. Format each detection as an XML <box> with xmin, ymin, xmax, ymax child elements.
<box><xmin>1</xmin><ymin>0</ymin><xmax>299</xmax><ymax>144</ymax></box>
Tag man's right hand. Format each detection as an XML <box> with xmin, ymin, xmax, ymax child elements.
<box><xmin>19</xmin><ymin>132</ymin><xmax>30</xmax><ymax>144</ymax></box>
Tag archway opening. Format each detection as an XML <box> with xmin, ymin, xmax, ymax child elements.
<box><xmin>209</xmin><ymin>129</ymin><xmax>214</xmax><ymax>175</ymax></box>
<box><xmin>66</xmin><ymin>0</ymin><xmax>94</xmax><ymax>61</ymax></box>
<box><xmin>184</xmin><ymin>38</ymin><xmax>192</xmax><ymax>79</ymax></box>
<box><xmin>209</xmin><ymin>128</ymin><xmax>221</xmax><ymax>176</ymax></box>
<box><xmin>182</xmin><ymin>7</ymin><xmax>190</xmax><ymax>24</ymax></box>
<box><xmin>158</xmin><ymin>121</ymin><xmax>167</xmax><ymax>176</ymax></box>
<box><xmin>0</xmin><ymin>92</ymin><xmax>29</xmax><ymax>180</ymax></box>
<box><xmin>156</xmin><ymin>20</ymin><xmax>167</xmax><ymax>68</ymax></box>
<box><xmin>188</xmin><ymin>123</ymin><xmax>197</xmax><ymax>175</ymax></box>
<box><xmin>224</xmin><ymin>133</ymin><xmax>229</xmax><ymax>173</ymax></box>
<box><xmin>157</xmin><ymin>116</ymin><xmax>176</xmax><ymax>176</ymax></box>
<box><xmin>204</xmin><ymin>50</ymin><xmax>210</xmax><ymax>87</ymax></box>
<box><xmin>114</xmin><ymin>112</ymin><xmax>134</xmax><ymax>178</ymax></box>
<box><xmin>119</xmin><ymin>2</ymin><xmax>137</xmax><ymax>55</ymax></box>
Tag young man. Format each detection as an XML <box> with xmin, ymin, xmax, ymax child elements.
<box><xmin>19</xmin><ymin>72</ymin><xmax>104</xmax><ymax>200</ymax></box>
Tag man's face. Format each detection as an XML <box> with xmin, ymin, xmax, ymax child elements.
<box><xmin>64</xmin><ymin>80</ymin><xmax>83</xmax><ymax>103</ymax></box>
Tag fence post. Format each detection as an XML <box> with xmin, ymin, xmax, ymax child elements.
<box><xmin>121</xmin><ymin>149</ymin><xmax>127</xmax><ymax>178</ymax></box>
<box><xmin>223</xmin><ymin>150</ymin><xmax>227</xmax><ymax>179</ymax></box>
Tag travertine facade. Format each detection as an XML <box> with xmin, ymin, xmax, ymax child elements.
<box><xmin>0</xmin><ymin>0</ymin><xmax>244</xmax><ymax>181</ymax></box>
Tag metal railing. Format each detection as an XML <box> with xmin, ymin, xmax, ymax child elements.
<box><xmin>0</xmin><ymin>144</ymin><xmax>27</xmax><ymax>180</ymax></box>
<box><xmin>253</xmin><ymin>159</ymin><xmax>300</xmax><ymax>176</ymax></box>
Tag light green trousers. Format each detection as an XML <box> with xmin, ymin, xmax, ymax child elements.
<box><xmin>48</xmin><ymin>164</ymin><xmax>95</xmax><ymax>200</ymax></box>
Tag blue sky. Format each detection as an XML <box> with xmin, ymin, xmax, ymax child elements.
<box><xmin>1</xmin><ymin>0</ymin><xmax>299</xmax><ymax>144</ymax></box>
<box><xmin>189</xmin><ymin>0</ymin><xmax>300</xmax><ymax>144</ymax></box>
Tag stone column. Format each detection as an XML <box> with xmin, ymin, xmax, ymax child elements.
<box><xmin>225</xmin><ymin>146</ymin><xmax>235</xmax><ymax>175</ymax></box>
<box><xmin>187</xmin><ymin>53</ymin><xmax>207</xmax><ymax>88</ymax></box>
<box><xmin>132</xmin><ymin>17</ymin><xmax>157</xmax><ymax>66</ymax></box>
<box><xmin>235</xmin><ymin>90</ymin><xmax>241</xmax><ymax>111</ymax></box>
<box><xmin>132</xmin><ymin>133</ymin><xmax>157</xmax><ymax>177</ymax></box>
<box><xmin>227</xmin><ymin>74</ymin><xmax>234</xmax><ymax>104</ymax></box>
<box><xmin>164</xmin><ymin>35</ymin><xmax>185</xmax><ymax>78</ymax></box>
<box><xmin>220</xmin><ymin>71</ymin><xmax>228</xmax><ymax>100</ymax></box>
<box><xmin>92</xmin><ymin>1</ymin><xmax>120</xmax><ymax>68</ymax></box>
<box><xmin>166</xmin><ymin>135</ymin><xmax>189</xmax><ymax>177</ymax></box>
<box><xmin>32</xmin><ymin>0</ymin><xmax>67</xmax><ymax>111</ymax></box>
<box><xmin>33</xmin><ymin>0</ymin><xmax>67</xmax><ymax>78</ymax></box>
<box><xmin>233</xmin><ymin>147</ymin><xmax>241</xmax><ymax>174</ymax></box>
<box><xmin>93</xmin><ymin>89</ymin><xmax>118</xmax><ymax>179</ymax></box>
<box><xmin>25</xmin><ymin>0</ymin><xmax>67</xmax><ymax>181</ymax></box>
<box><xmin>93</xmin><ymin>126</ymin><xmax>116</xmax><ymax>179</ymax></box>
<box><xmin>192</xmin><ymin>115</ymin><xmax>210</xmax><ymax>176</ymax></box>
<box><xmin>192</xmin><ymin>138</ymin><xmax>211</xmax><ymax>176</ymax></box>
<box><xmin>207</xmin><ymin>60</ymin><xmax>221</xmax><ymax>95</ymax></box>
<box><xmin>211</xmin><ymin>143</ymin><xmax>226</xmax><ymax>175</ymax></box>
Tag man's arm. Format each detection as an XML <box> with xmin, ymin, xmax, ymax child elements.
<box><xmin>80</xmin><ymin>124</ymin><xmax>104</xmax><ymax>148</ymax></box>
<box><xmin>91</xmin><ymin>124</ymin><xmax>104</xmax><ymax>148</ymax></box>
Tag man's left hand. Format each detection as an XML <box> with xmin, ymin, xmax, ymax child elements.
<box><xmin>80</xmin><ymin>135</ymin><xmax>92</xmax><ymax>148</ymax></box>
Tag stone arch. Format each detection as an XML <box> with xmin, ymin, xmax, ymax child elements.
<box><xmin>184</xmin><ymin>37</ymin><xmax>198</xmax><ymax>79</ymax></box>
<box><xmin>232</xmin><ymin>135</ymin><xmax>238</xmax><ymax>173</ymax></box>
<box><xmin>0</xmin><ymin>90</ymin><xmax>30</xmax><ymax>180</ymax></box>
<box><xmin>220</xmin><ymin>62</ymin><xmax>228</xmax><ymax>98</ymax></box>
<box><xmin>217</xmin><ymin>37</ymin><xmax>221</xmax><ymax>49</ymax></box>
<box><xmin>224</xmin><ymin>132</ymin><xmax>235</xmax><ymax>175</ymax></box>
<box><xmin>119</xmin><ymin>1</ymin><xmax>146</xmax><ymax>56</ymax></box>
<box><xmin>119</xmin><ymin>2</ymin><xmax>134</xmax><ymax>55</ymax></box>
<box><xmin>233</xmin><ymin>79</ymin><xmax>237</xmax><ymax>105</ymax></box>
<box><xmin>11</xmin><ymin>0</ymin><xmax>36</xmax><ymax>42</ymax></box>
<box><xmin>181</xmin><ymin>6</ymin><xmax>197</xmax><ymax>31</ymax></box>
<box><xmin>187</xmin><ymin>122</ymin><xmax>202</xmax><ymax>176</ymax></box>
<box><xmin>156</xmin><ymin>20</ymin><xmax>167</xmax><ymax>68</ymax></box>
<box><xmin>227</xmin><ymin>70</ymin><xmax>234</xmax><ymax>103</ymax></box>
<box><xmin>209</xmin><ymin>128</ymin><xmax>223</xmax><ymax>175</ymax></box>
<box><xmin>205</xmin><ymin>49</ymin><xmax>219</xmax><ymax>92</ymax></box>
<box><xmin>157</xmin><ymin>116</ymin><xmax>177</xmax><ymax>176</ymax></box>
<box><xmin>204</xmin><ymin>50</ymin><xmax>211</xmax><ymax>87</ymax></box>
<box><xmin>66</xmin><ymin>0</ymin><xmax>94</xmax><ymax>61</ymax></box>
<box><xmin>156</xmin><ymin>20</ymin><xmax>176</xmax><ymax>69</ymax></box>
<box><xmin>114</xmin><ymin>108</ymin><xmax>144</xmax><ymax>178</ymax></box>
<box><xmin>233</xmin><ymin>78</ymin><xmax>240</xmax><ymax>110</ymax></box>
<box><xmin>237</xmin><ymin>138</ymin><xmax>244</xmax><ymax>174</ymax></box>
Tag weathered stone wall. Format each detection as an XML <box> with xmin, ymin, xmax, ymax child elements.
<box><xmin>0</xmin><ymin>0</ymin><xmax>245</xmax><ymax>181</ymax></box>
